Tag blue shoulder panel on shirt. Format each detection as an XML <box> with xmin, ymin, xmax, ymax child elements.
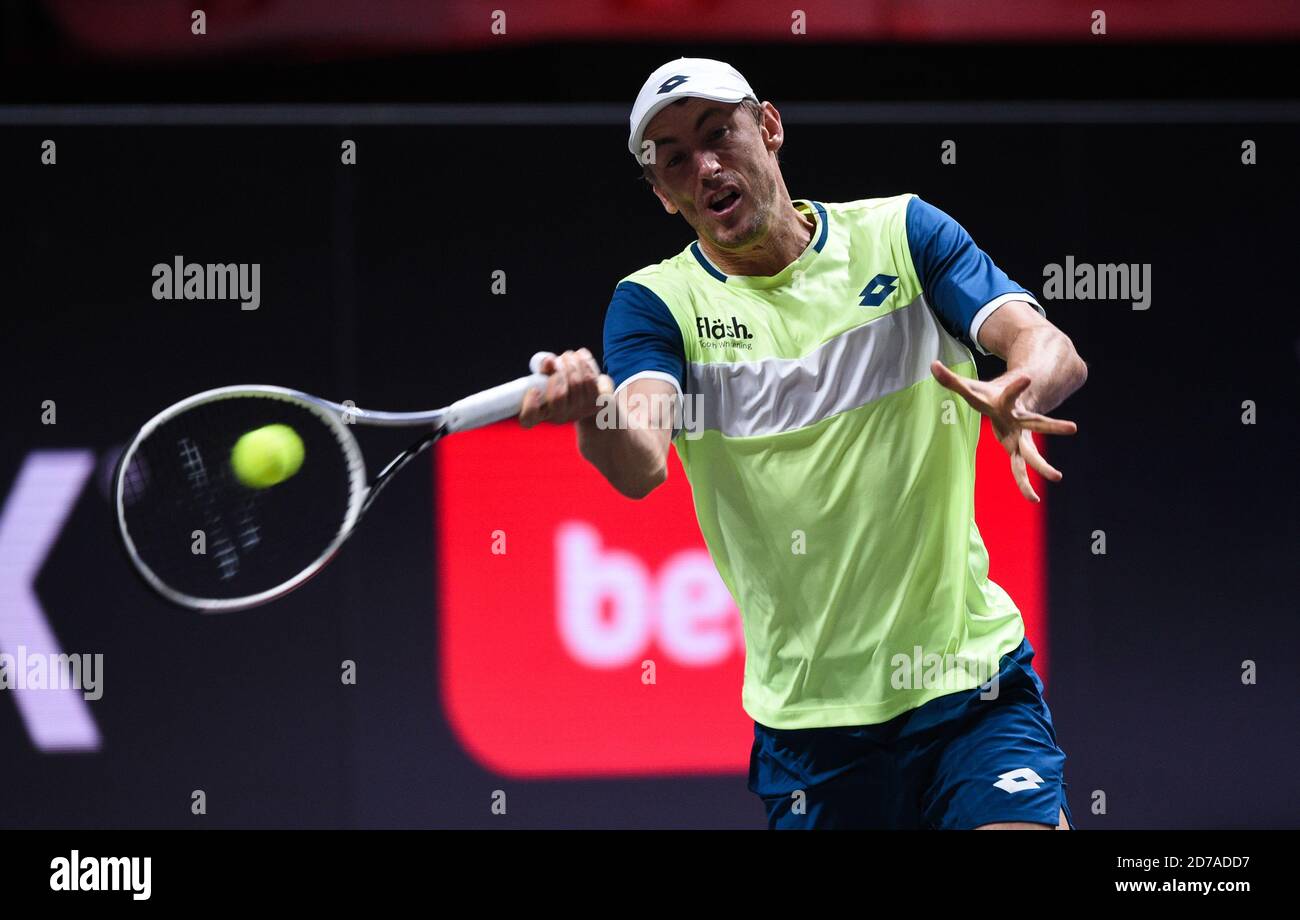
<box><xmin>905</xmin><ymin>195</ymin><xmax>1035</xmax><ymax>349</ymax></box>
<box><xmin>602</xmin><ymin>280</ymin><xmax>686</xmax><ymax>390</ymax></box>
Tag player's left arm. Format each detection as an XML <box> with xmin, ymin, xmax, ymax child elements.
<box><xmin>930</xmin><ymin>301</ymin><xmax>1087</xmax><ymax>503</ymax></box>
<box><xmin>904</xmin><ymin>195</ymin><xmax>1087</xmax><ymax>502</ymax></box>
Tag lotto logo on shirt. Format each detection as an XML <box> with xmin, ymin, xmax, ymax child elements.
<box><xmin>435</xmin><ymin>422</ymin><xmax>1046</xmax><ymax>778</ymax></box>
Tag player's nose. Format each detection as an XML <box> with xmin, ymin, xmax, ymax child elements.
<box><xmin>695</xmin><ymin>151</ymin><xmax>724</xmax><ymax>181</ymax></box>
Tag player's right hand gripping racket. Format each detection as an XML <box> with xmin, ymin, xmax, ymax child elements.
<box><xmin>113</xmin><ymin>354</ymin><xmax>553</xmax><ymax>612</ymax></box>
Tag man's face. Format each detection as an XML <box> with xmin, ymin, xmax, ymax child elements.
<box><xmin>643</xmin><ymin>97</ymin><xmax>783</xmax><ymax>252</ymax></box>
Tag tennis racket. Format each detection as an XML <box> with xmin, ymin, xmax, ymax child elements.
<box><xmin>113</xmin><ymin>353</ymin><xmax>554</xmax><ymax>612</ymax></box>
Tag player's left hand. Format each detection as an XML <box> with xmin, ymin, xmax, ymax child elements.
<box><xmin>929</xmin><ymin>360</ymin><xmax>1078</xmax><ymax>503</ymax></box>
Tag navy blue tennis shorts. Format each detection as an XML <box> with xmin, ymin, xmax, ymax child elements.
<box><xmin>748</xmin><ymin>637</ymin><xmax>1074</xmax><ymax>829</ymax></box>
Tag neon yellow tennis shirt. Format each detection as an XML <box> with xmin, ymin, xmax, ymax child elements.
<box><xmin>602</xmin><ymin>194</ymin><xmax>1044</xmax><ymax>729</ymax></box>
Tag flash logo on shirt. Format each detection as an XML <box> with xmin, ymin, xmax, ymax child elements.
<box><xmin>696</xmin><ymin>315</ymin><xmax>753</xmax><ymax>341</ymax></box>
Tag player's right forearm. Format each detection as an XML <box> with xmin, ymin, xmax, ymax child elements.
<box><xmin>576</xmin><ymin>415</ymin><xmax>669</xmax><ymax>499</ymax></box>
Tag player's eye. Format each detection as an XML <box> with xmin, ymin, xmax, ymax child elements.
<box><xmin>667</xmin><ymin>153</ymin><xmax>684</xmax><ymax>168</ymax></box>
<box><xmin>711</xmin><ymin>126</ymin><xmax>729</xmax><ymax>141</ymax></box>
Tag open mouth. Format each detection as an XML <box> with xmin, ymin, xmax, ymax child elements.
<box><xmin>707</xmin><ymin>190</ymin><xmax>741</xmax><ymax>216</ymax></box>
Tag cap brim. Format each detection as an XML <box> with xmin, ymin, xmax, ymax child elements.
<box><xmin>629</xmin><ymin>90</ymin><xmax>753</xmax><ymax>157</ymax></box>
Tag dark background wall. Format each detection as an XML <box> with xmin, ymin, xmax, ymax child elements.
<box><xmin>1</xmin><ymin>28</ymin><xmax>1298</xmax><ymax>828</ymax></box>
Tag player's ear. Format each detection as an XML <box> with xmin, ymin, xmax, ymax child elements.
<box><xmin>651</xmin><ymin>182</ymin><xmax>679</xmax><ymax>215</ymax></box>
<box><xmin>760</xmin><ymin>101</ymin><xmax>784</xmax><ymax>154</ymax></box>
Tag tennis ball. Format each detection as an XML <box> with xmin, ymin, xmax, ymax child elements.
<box><xmin>230</xmin><ymin>424</ymin><xmax>305</xmax><ymax>489</ymax></box>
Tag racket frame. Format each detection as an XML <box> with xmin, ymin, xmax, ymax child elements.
<box><xmin>115</xmin><ymin>363</ymin><xmax>550</xmax><ymax>612</ymax></box>
<box><xmin>114</xmin><ymin>385</ymin><xmax>372</xmax><ymax>612</ymax></box>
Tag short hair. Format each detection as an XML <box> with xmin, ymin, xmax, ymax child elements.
<box><xmin>639</xmin><ymin>98</ymin><xmax>766</xmax><ymax>187</ymax></box>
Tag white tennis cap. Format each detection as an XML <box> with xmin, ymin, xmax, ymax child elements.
<box><xmin>628</xmin><ymin>58</ymin><xmax>758</xmax><ymax>158</ymax></box>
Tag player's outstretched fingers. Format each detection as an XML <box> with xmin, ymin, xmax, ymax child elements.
<box><xmin>1010</xmin><ymin>409</ymin><xmax>1078</xmax><ymax>436</ymax></box>
<box><xmin>930</xmin><ymin>359</ymin><xmax>968</xmax><ymax>393</ymax></box>
<box><xmin>1010</xmin><ymin>450</ymin><xmax>1039</xmax><ymax>503</ymax></box>
<box><xmin>1019</xmin><ymin>430</ymin><xmax>1062</xmax><ymax>482</ymax></box>
<box><xmin>930</xmin><ymin>360</ymin><xmax>991</xmax><ymax>414</ymax></box>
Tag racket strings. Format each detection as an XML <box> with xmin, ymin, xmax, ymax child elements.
<box><xmin>119</xmin><ymin>394</ymin><xmax>361</xmax><ymax>604</ymax></box>
<box><xmin>169</xmin><ymin>435</ymin><xmax>236</xmax><ymax>581</ymax></box>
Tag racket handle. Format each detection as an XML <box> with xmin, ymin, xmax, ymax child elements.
<box><xmin>445</xmin><ymin>372</ymin><xmax>549</xmax><ymax>433</ymax></box>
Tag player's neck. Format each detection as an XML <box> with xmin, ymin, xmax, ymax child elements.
<box><xmin>698</xmin><ymin>202</ymin><xmax>815</xmax><ymax>278</ymax></box>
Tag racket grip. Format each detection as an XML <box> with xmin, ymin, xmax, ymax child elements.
<box><xmin>445</xmin><ymin>372</ymin><xmax>549</xmax><ymax>433</ymax></box>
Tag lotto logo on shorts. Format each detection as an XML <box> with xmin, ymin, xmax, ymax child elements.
<box><xmin>994</xmin><ymin>768</ymin><xmax>1046</xmax><ymax>793</ymax></box>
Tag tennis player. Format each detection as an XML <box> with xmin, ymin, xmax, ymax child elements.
<box><xmin>520</xmin><ymin>58</ymin><xmax>1087</xmax><ymax>829</ymax></box>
